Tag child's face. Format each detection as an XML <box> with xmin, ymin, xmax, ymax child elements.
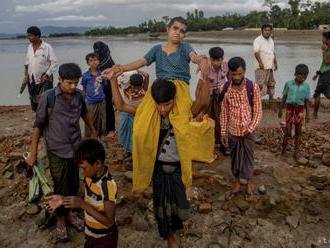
<box><xmin>130</xmin><ymin>84</ymin><xmax>143</xmax><ymax>93</ymax></box>
<box><xmin>210</xmin><ymin>58</ymin><xmax>223</xmax><ymax>70</ymax></box>
<box><xmin>79</xmin><ymin>160</ymin><xmax>100</xmax><ymax>178</ymax></box>
<box><xmin>167</xmin><ymin>21</ymin><xmax>186</xmax><ymax>44</ymax></box>
<box><xmin>156</xmin><ymin>99</ymin><xmax>174</xmax><ymax>117</ymax></box>
<box><xmin>295</xmin><ymin>73</ymin><xmax>307</xmax><ymax>83</ymax></box>
<box><xmin>59</xmin><ymin>77</ymin><xmax>80</xmax><ymax>94</ymax></box>
<box><xmin>87</xmin><ymin>57</ymin><xmax>100</xmax><ymax>69</ymax></box>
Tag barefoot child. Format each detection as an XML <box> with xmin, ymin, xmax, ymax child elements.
<box><xmin>278</xmin><ymin>64</ymin><xmax>311</xmax><ymax>158</ymax></box>
<box><xmin>81</xmin><ymin>53</ymin><xmax>107</xmax><ymax>137</ymax></box>
<box><xmin>220</xmin><ymin>57</ymin><xmax>262</xmax><ymax>200</ymax></box>
<box><xmin>104</xmin><ymin>69</ymin><xmax>211</xmax><ymax>247</ymax></box>
<box><xmin>46</xmin><ymin>139</ymin><xmax>118</xmax><ymax>247</ymax></box>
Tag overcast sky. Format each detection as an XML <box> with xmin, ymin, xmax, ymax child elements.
<box><xmin>0</xmin><ymin>0</ymin><xmax>325</xmax><ymax>33</ymax></box>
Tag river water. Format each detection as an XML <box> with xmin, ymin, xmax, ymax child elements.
<box><xmin>0</xmin><ymin>37</ymin><xmax>321</xmax><ymax>105</ymax></box>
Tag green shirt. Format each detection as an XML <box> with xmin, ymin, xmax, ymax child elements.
<box><xmin>320</xmin><ymin>48</ymin><xmax>330</xmax><ymax>73</ymax></box>
<box><xmin>283</xmin><ymin>80</ymin><xmax>311</xmax><ymax>106</ymax></box>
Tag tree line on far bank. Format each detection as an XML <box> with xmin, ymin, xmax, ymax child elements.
<box><xmin>85</xmin><ymin>0</ymin><xmax>330</xmax><ymax>36</ymax></box>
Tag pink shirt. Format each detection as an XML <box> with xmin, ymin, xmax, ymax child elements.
<box><xmin>198</xmin><ymin>61</ymin><xmax>228</xmax><ymax>94</ymax></box>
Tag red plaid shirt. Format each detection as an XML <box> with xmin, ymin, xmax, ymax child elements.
<box><xmin>221</xmin><ymin>81</ymin><xmax>262</xmax><ymax>137</ymax></box>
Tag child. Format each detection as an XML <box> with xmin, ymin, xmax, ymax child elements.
<box><xmin>196</xmin><ymin>47</ymin><xmax>229</xmax><ymax>155</ymax></box>
<box><xmin>104</xmin><ymin>68</ymin><xmax>210</xmax><ymax>248</ymax></box>
<box><xmin>278</xmin><ymin>64</ymin><xmax>311</xmax><ymax>158</ymax></box>
<box><xmin>220</xmin><ymin>57</ymin><xmax>262</xmax><ymax>200</ymax></box>
<box><xmin>106</xmin><ymin>16</ymin><xmax>209</xmax><ymax>83</ymax></box>
<box><xmin>81</xmin><ymin>53</ymin><xmax>107</xmax><ymax>137</ymax></box>
<box><xmin>117</xmin><ymin>70</ymin><xmax>149</xmax><ymax>166</ymax></box>
<box><xmin>25</xmin><ymin>63</ymin><xmax>96</xmax><ymax>243</ymax></box>
<box><xmin>45</xmin><ymin>139</ymin><xmax>118</xmax><ymax>247</ymax></box>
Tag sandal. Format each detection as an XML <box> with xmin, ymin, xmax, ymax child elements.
<box><xmin>52</xmin><ymin>224</ymin><xmax>69</xmax><ymax>244</ymax></box>
<box><xmin>69</xmin><ymin>215</ymin><xmax>85</xmax><ymax>233</ymax></box>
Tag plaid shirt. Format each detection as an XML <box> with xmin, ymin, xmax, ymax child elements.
<box><xmin>221</xmin><ymin>81</ymin><xmax>262</xmax><ymax>137</ymax></box>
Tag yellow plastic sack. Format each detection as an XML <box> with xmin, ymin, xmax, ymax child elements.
<box><xmin>132</xmin><ymin>80</ymin><xmax>215</xmax><ymax>192</ymax></box>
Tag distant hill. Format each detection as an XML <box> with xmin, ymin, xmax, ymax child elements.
<box><xmin>40</xmin><ymin>26</ymin><xmax>91</xmax><ymax>35</ymax></box>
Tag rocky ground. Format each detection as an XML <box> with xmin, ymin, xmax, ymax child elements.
<box><xmin>0</xmin><ymin>101</ymin><xmax>330</xmax><ymax>248</ymax></box>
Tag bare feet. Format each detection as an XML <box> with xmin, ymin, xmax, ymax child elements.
<box><xmin>225</xmin><ymin>180</ymin><xmax>241</xmax><ymax>200</ymax></box>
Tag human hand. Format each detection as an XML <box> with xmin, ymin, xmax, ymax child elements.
<box><xmin>45</xmin><ymin>195</ymin><xmax>64</xmax><ymax>213</ymax></box>
<box><xmin>41</xmin><ymin>74</ymin><xmax>50</xmax><ymax>83</ymax></box>
<box><xmin>259</xmin><ymin>63</ymin><xmax>264</xmax><ymax>70</ymax></box>
<box><xmin>274</xmin><ymin>63</ymin><xmax>278</xmax><ymax>71</ymax></box>
<box><xmin>63</xmin><ymin>196</ymin><xmax>84</xmax><ymax>209</ymax></box>
<box><xmin>312</xmin><ymin>74</ymin><xmax>318</xmax><ymax>81</ymax></box>
<box><xmin>243</xmin><ymin>129</ymin><xmax>251</xmax><ymax>136</ymax></box>
<box><xmin>200</xmin><ymin>59</ymin><xmax>211</xmax><ymax>79</ymax></box>
<box><xmin>25</xmin><ymin>152</ymin><xmax>36</xmax><ymax>167</ymax></box>
<box><xmin>221</xmin><ymin>135</ymin><xmax>228</xmax><ymax>146</ymax></box>
<box><xmin>321</xmin><ymin>43</ymin><xmax>328</xmax><ymax>52</ymax></box>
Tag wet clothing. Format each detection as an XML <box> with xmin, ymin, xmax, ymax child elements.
<box><xmin>255</xmin><ymin>69</ymin><xmax>276</xmax><ymax>97</ymax></box>
<box><xmin>81</xmin><ymin>69</ymin><xmax>106</xmax><ymax>104</ymax></box>
<box><xmin>119</xmin><ymin>112</ymin><xmax>134</xmax><ymax>152</ymax></box>
<box><xmin>47</xmin><ymin>151</ymin><xmax>79</xmax><ymax>217</ymax></box>
<box><xmin>285</xmin><ymin>104</ymin><xmax>305</xmax><ymax>130</ymax></box>
<box><xmin>93</xmin><ymin>41</ymin><xmax>116</xmax><ymax>133</ymax></box>
<box><xmin>84</xmin><ymin>170</ymin><xmax>117</xmax><ymax>239</ymax></box>
<box><xmin>33</xmin><ymin>84</ymin><xmax>87</xmax><ymax>159</ymax></box>
<box><xmin>313</xmin><ymin>71</ymin><xmax>330</xmax><ymax>99</ymax></box>
<box><xmin>229</xmin><ymin>133</ymin><xmax>255</xmax><ymax>180</ymax></box>
<box><xmin>153</xmin><ymin>118</ymin><xmax>191</xmax><ymax>239</ymax></box>
<box><xmin>85</xmin><ymin>100</ymin><xmax>107</xmax><ymax>137</ymax></box>
<box><xmin>283</xmin><ymin>80</ymin><xmax>311</xmax><ymax>106</ymax></box>
<box><xmin>27</xmin><ymin>75</ymin><xmax>53</xmax><ymax>111</ymax></box>
<box><xmin>144</xmin><ymin>43</ymin><xmax>194</xmax><ymax>83</ymax></box>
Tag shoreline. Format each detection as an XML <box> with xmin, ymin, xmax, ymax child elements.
<box><xmin>2</xmin><ymin>30</ymin><xmax>325</xmax><ymax>45</ymax></box>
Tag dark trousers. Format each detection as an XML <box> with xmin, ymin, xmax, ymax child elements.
<box><xmin>84</xmin><ymin>225</ymin><xmax>118</xmax><ymax>248</ymax></box>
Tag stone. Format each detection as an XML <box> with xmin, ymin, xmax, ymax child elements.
<box><xmin>258</xmin><ymin>185</ymin><xmax>267</xmax><ymax>195</ymax></box>
<box><xmin>255</xmin><ymin>196</ymin><xmax>276</xmax><ymax>214</ymax></box>
<box><xmin>133</xmin><ymin>219</ymin><xmax>149</xmax><ymax>232</ymax></box>
<box><xmin>124</xmin><ymin>171</ymin><xmax>133</xmax><ymax>181</ymax></box>
<box><xmin>305</xmin><ymin>215</ymin><xmax>319</xmax><ymax>224</ymax></box>
<box><xmin>198</xmin><ymin>203</ymin><xmax>212</xmax><ymax>214</ymax></box>
<box><xmin>296</xmin><ymin>157</ymin><xmax>308</xmax><ymax>166</ymax></box>
<box><xmin>25</xmin><ymin>203</ymin><xmax>40</xmax><ymax>215</ymax></box>
<box><xmin>3</xmin><ymin>171</ymin><xmax>13</xmax><ymax>179</ymax></box>
<box><xmin>257</xmin><ymin>218</ymin><xmax>272</xmax><ymax>227</ymax></box>
<box><xmin>286</xmin><ymin>215</ymin><xmax>299</xmax><ymax>229</ymax></box>
<box><xmin>145</xmin><ymin>212</ymin><xmax>156</xmax><ymax>226</ymax></box>
<box><xmin>313</xmin><ymin>152</ymin><xmax>323</xmax><ymax>159</ymax></box>
<box><xmin>292</xmin><ymin>185</ymin><xmax>302</xmax><ymax>192</ymax></box>
<box><xmin>322</xmin><ymin>153</ymin><xmax>330</xmax><ymax>167</ymax></box>
<box><xmin>234</xmin><ymin>198</ymin><xmax>250</xmax><ymax>212</ymax></box>
<box><xmin>199</xmin><ymin>170</ymin><xmax>217</xmax><ymax>177</ymax></box>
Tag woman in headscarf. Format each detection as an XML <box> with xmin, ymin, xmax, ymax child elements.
<box><xmin>93</xmin><ymin>41</ymin><xmax>116</xmax><ymax>137</ymax></box>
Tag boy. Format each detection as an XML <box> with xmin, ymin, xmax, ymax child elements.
<box><xmin>25</xmin><ymin>63</ymin><xmax>96</xmax><ymax>243</ymax></box>
<box><xmin>45</xmin><ymin>139</ymin><xmax>118</xmax><ymax>248</ymax></box>
<box><xmin>196</xmin><ymin>47</ymin><xmax>229</xmax><ymax>154</ymax></box>
<box><xmin>105</xmin><ymin>16</ymin><xmax>209</xmax><ymax>83</ymax></box>
<box><xmin>117</xmin><ymin>70</ymin><xmax>149</xmax><ymax>165</ymax></box>
<box><xmin>220</xmin><ymin>57</ymin><xmax>262</xmax><ymax>200</ymax></box>
<box><xmin>278</xmin><ymin>64</ymin><xmax>311</xmax><ymax>158</ymax></box>
<box><xmin>81</xmin><ymin>53</ymin><xmax>107</xmax><ymax>137</ymax></box>
<box><xmin>103</xmin><ymin>67</ymin><xmax>210</xmax><ymax>248</ymax></box>
<box><xmin>313</xmin><ymin>31</ymin><xmax>330</xmax><ymax>118</ymax></box>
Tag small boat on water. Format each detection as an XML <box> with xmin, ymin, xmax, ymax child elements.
<box><xmin>149</xmin><ymin>32</ymin><xmax>160</xmax><ymax>38</ymax></box>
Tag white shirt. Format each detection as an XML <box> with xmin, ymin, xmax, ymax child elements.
<box><xmin>253</xmin><ymin>35</ymin><xmax>275</xmax><ymax>70</ymax></box>
<box><xmin>25</xmin><ymin>41</ymin><xmax>57</xmax><ymax>84</ymax></box>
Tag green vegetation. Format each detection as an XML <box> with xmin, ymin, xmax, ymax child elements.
<box><xmin>85</xmin><ymin>1</ymin><xmax>330</xmax><ymax>36</ymax></box>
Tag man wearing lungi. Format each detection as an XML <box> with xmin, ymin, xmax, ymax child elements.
<box><xmin>221</xmin><ymin>57</ymin><xmax>262</xmax><ymax>200</ymax></box>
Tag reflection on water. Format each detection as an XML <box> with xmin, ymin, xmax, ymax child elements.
<box><xmin>0</xmin><ymin>37</ymin><xmax>321</xmax><ymax>105</ymax></box>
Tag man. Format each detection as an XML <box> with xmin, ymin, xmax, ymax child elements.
<box><xmin>24</xmin><ymin>26</ymin><xmax>57</xmax><ymax>111</ymax></box>
<box><xmin>25</xmin><ymin>63</ymin><xmax>96</xmax><ymax>244</ymax></box>
<box><xmin>313</xmin><ymin>31</ymin><xmax>330</xmax><ymax>118</ymax></box>
<box><xmin>254</xmin><ymin>24</ymin><xmax>277</xmax><ymax>100</ymax></box>
<box><xmin>221</xmin><ymin>57</ymin><xmax>262</xmax><ymax>200</ymax></box>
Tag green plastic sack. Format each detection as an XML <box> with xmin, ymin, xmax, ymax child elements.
<box><xmin>28</xmin><ymin>169</ymin><xmax>40</xmax><ymax>202</ymax></box>
<box><xmin>34</xmin><ymin>164</ymin><xmax>53</xmax><ymax>196</ymax></box>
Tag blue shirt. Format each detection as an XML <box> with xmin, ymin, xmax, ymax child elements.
<box><xmin>144</xmin><ymin>43</ymin><xmax>194</xmax><ymax>83</ymax></box>
<box><xmin>283</xmin><ymin>80</ymin><xmax>311</xmax><ymax>106</ymax></box>
<box><xmin>81</xmin><ymin>69</ymin><xmax>106</xmax><ymax>104</ymax></box>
